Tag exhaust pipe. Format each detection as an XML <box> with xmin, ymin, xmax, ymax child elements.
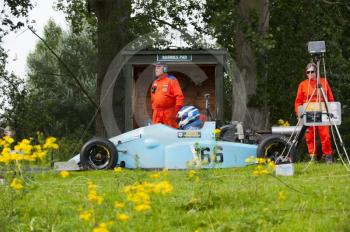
<box><xmin>271</xmin><ymin>126</ymin><xmax>302</xmax><ymax>135</ymax></box>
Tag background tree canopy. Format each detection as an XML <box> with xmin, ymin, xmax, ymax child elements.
<box><xmin>1</xmin><ymin>20</ymin><xmax>97</xmax><ymax>139</ymax></box>
<box><xmin>1</xmin><ymin>0</ymin><xmax>350</xmax><ymax>156</ymax></box>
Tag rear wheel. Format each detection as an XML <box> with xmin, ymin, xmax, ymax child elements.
<box><xmin>80</xmin><ymin>138</ymin><xmax>118</xmax><ymax>170</ymax></box>
<box><xmin>257</xmin><ymin>134</ymin><xmax>296</xmax><ymax>163</ymax></box>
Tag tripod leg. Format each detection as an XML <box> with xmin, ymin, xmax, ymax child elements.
<box><xmin>319</xmin><ymin>86</ymin><xmax>350</xmax><ymax>164</ymax></box>
<box><xmin>294</xmin><ymin>125</ymin><xmax>307</xmax><ymax>148</ymax></box>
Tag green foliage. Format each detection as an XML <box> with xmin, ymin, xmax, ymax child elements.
<box><xmin>202</xmin><ymin>0</ymin><xmax>238</xmax><ymax>53</ymax></box>
<box><xmin>0</xmin><ymin>0</ymin><xmax>32</xmax><ymax>36</ymax></box>
<box><xmin>0</xmin><ymin>72</ymin><xmax>27</xmax><ymax>137</ymax></box>
<box><xmin>2</xmin><ymin>20</ymin><xmax>97</xmax><ymax>139</ymax></box>
<box><xmin>0</xmin><ymin>49</ymin><xmax>9</xmax><ymax>111</ymax></box>
<box><xmin>267</xmin><ymin>0</ymin><xmax>350</xmax><ymax>127</ymax></box>
<box><xmin>25</xmin><ymin>20</ymin><xmax>96</xmax><ymax>138</ymax></box>
<box><xmin>0</xmin><ymin>165</ymin><xmax>349</xmax><ymax>231</ymax></box>
<box><xmin>0</xmin><ymin>0</ymin><xmax>33</xmax><ymax>86</ymax></box>
<box><xmin>56</xmin><ymin>137</ymin><xmax>84</xmax><ymax>161</ymax></box>
<box><xmin>200</xmin><ymin>0</ymin><xmax>350</xmax><ymax>138</ymax></box>
<box><xmin>55</xmin><ymin>0</ymin><xmax>97</xmax><ymax>35</ymax></box>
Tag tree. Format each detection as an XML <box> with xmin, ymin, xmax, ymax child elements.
<box><xmin>2</xmin><ymin>20</ymin><xmax>98</xmax><ymax>138</ymax></box>
<box><xmin>0</xmin><ymin>0</ymin><xmax>33</xmax><ymax>131</ymax></box>
<box><xmin>201</xmin><ymin>0</ymin><xmax>272</xmax><ymax>129</ymax></box>
<box><xmin>55</xmin><ymin>0</ymin><xmax>350</xmax><ymax>136</ymax></box>
<box><xmin>56</xmin><ymin>0</ymin><xmax>168</xmax><ymax>136</ymax></box>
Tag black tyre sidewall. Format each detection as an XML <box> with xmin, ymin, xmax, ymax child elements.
<box><xmin>256</xmin><ymin>134</ymin><xmax>297</xmax><ymax>162</ymax></box>
<box><xmin>80</xmin><ymin>138</ymin><xmax>118</xmax><ymax>170</ymax></box>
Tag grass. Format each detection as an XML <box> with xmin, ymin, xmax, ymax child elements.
<box><xmin>0</xmin><ymin>163</ymin><xmax>350</xmax><ymax>231</ymax></box>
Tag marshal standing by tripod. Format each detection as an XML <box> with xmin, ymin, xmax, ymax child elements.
<box><xmin>295</xmin><ymin>62</ymin><xmax>334</xmax><ymax>163</ymax></box>
<box><xmin>256</xmin><ymin>41</ymin><xmax>349</xmax><ymax>170</ymax></box>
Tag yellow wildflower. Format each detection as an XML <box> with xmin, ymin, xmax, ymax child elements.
<box><xmin>114</xmin><ymin>167</ymin><xmax>122</xmax><ymax>173</ymax></box>
<box><xmin>0</xmin><ymin>154</ymin><xmax>10</xmax><ymax>164</ymax></box>
<box><xmin>33</xmin><ymin>145</ymin><xmax>42</xmax><ymax>151</ymax></box>
<box><xmin>23</xmin><ymin>155</ymin><xmax>36</xmax><ymax>161</ymax></box>
<box><xmin>252</xmin><ymin>170</ymin><xmax>260</xmax><ymax>176</ymax></box>
<box><xmin>253</xmin><ymin>165</ymin><xmax>269</xmax><ymax>176</ymax></box>
<box><xmin>278</xmin><ymin>119</ymin><xmax>290</xmax><ymax>127</ymax></box>
<box><xmin>213</xmin><ymin>128</ymin><xmax>221</xmax><ymax>136</ymax></box>
<box><xmin>127</xmin><ymin>191</ymin><xmax>150</xmax><ymax>205</ymax></box>
<box><xmin>88</xmin><ymin>181</ymin><xmax>97</xmax><ymax>190</ymax></box>
<box><xmin>134</xmin><ymin>204</ymin><xmax>151</xmax><ymax>212</ymax></box>
<box><xmin>3</xmin><ymin>136</ymin><xmax>14</xmax><ymax>145</ymax></box>
<box><xmin>188</xmin><ymin>170</ymin><xmax>196</xmax><ymax>178</ymax></box>
<box><xmin>87</xmin><ymin>181</ymin><xmax>104</xmax><ymax>204</ymax></box>
<box><xmin>32</xmin><ymin>150</ymin><xmax>47</xmax><ymax>160</ymax></box>
<box><xmin>268</xmin><ymin>161</ymin><xmax>276</xmax><ymax>169</ymax></box>
<box><xmin>10</xmin><ymin>178</ymin><xmax>23</xmax><ymax>190</ymax></box>
<box><xmin>149</xmin><ymin>172</ymin><xmax>160</xmax><ymax>179</ymax></box>
<box><xmin>1</xmin><ymin>147</ymin><xmax>11</xmax><ymax>155</ymax></box>
<box><xmin>43</xmin><ymin>137</ymin><xmax>59</xmax><ymax>150</ymax></box>
<box><xmin>14</xmin><ymin>139</ymin><xmax>33</xmax><ymax>154</ymax></box>
<box><xmin>116</xmin><ymin>213</ymin><xmax>129</xmax><ymax>222</ymax></box>
<box><xmin>122</xmin><ymin>185</ymin><xmax>133</xmax><ymax>194</ymax></box>
<box><xmin>79</xmin><ymin>210</ymin><xmax>92</xmax><ymax>221</ymax></box>
<box><xmin>277</xmin><ymin>191</ymin><xmax>286</xmax><ymax>201</ymax></box>
<box><xmin>11</xmin><ymin>153</ymin><xmax>24</xmax><ymax>161</ymax></box>
<box><xmin>256</xmin><ymin>158</ymin><xmax>266</xmax><ymax>164</ymax></box>
<box><xmin>88</xmin><ymin>193</ymin><xmax>104</xmax><ymax>205</ymax></box>
<box><xmin>92</xmin><ymin>223</ymin><xmax>109</xmax><ymax>232</ymax></box>
<box><xmin>114</xmin><ymin>201</ymin><xmax>124</xmax><ymax>209</ymax></box>
<box><xmin>152</xmin><ymin>181</ymin><xmax>173</xmax><ymax>194</ymax></box>
<box><xmin>59</xmin><ymin>170</ymin><xmax>70</xmax><ymax>178</ymax></box>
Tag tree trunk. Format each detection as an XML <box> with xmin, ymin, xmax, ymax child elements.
<box><xmin>232</xmin><ymin>0</ymin><xmax>270</xmax><ymax>130</ymax></box>
<box><xmin>89</xmin><ymin>0</ymin><xmax>131</xmax><ymax>136</ymax></box>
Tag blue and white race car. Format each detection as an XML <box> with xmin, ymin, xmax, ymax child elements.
<box><xmin>56</xmin><ymin>120</ymin><xmax>296</xmax><ymax>171</ymax></box>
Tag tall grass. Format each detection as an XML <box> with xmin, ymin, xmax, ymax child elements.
<box><xmin>0</xmin><ymin>163</ymin><xmax>349</xmax><ymax>231</ymax></box>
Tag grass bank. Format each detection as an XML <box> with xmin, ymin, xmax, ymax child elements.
<box><xmin>0</xmin><ymin>163</ymin><xmax>349</xmax><ymax>231</ymax></box>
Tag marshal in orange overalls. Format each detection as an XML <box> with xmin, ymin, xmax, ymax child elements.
<box><xmin>151</xmin><ymin>73</ymin><xmax>184</xmax><ymax>128</ymax></box>
<box><xmin>294</xmin><ymin>77</ymin><xmax>334</xmax><ymax>156</ymax></box>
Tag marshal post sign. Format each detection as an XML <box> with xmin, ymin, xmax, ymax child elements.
<box><xmin>157</xmin><ymin>54</ymin><xmax>192</xmax><ymax>62</ymax></box>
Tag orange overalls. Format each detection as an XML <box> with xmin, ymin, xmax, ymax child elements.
<box><xmin>294</xmin><ymin>78</ymin><xmax>334</xmax><ymax>156</ymax></box>
<box><xmin>151</xmin><ymin>73</ymin><xmax>184</xmax><ymax>128</ymax></box>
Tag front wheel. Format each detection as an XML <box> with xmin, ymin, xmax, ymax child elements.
<box><xmin>256</xmin><ymin>134</ymin><xmax>296</xmax><ymax>163</ymax></box>
<box><xmin>80</xmin><ymin>138</ymin><xmax>118</xmax><ymax>170</ymax></box>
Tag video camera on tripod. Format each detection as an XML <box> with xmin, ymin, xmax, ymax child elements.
<box><xmin>307</xmin><ymin>41</ymin><xmax>326</xmax><ymax>55</ymax></box>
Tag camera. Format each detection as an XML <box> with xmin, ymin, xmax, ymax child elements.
<box><xmin>308</xmin><ymin>41</ymin><xmax>326</xmax><ymax>54</ymax></box>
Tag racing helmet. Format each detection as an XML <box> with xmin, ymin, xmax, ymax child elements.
<box><xmin>176</xmin><ymin>106</ymin><xmax>202</xmax><ymax>129</ymax></box>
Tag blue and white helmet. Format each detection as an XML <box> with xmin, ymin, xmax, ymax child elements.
<box><xmin>176</xmin><ymin>106</ymin><xmax>202</xmax><ymax>129</ymax></box>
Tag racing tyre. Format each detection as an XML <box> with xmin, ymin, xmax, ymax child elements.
<box><xmin>80</xmin><ymin>138</ymin><xmax>118</xmax><ymax>170</ymax></box>
<box><xmin>256</xmin><ymin>134</ymin><xmax>296</xmax><ymax>163</ymax></box>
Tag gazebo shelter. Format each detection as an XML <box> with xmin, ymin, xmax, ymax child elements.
<box><xmin>120</xmin><ymin>49</ymin><xmax>226</xmax><ymax>131</ymax></box>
